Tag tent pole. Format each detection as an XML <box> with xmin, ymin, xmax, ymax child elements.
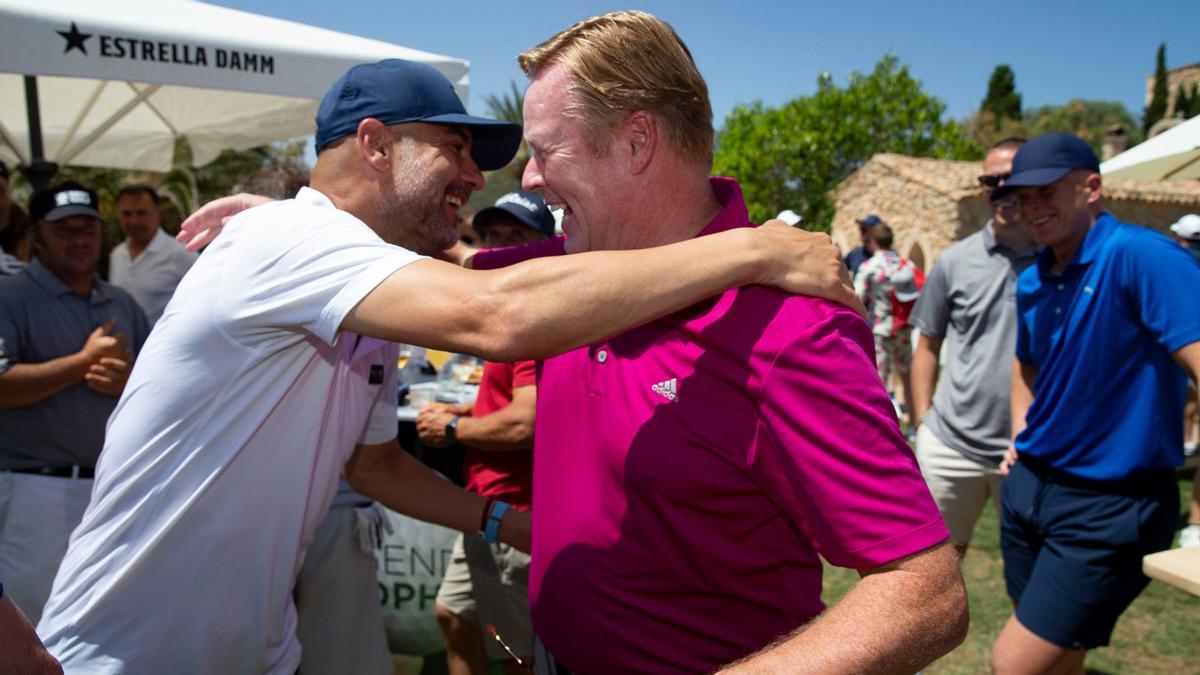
<box><xmin>22</xmin><ymin>75</ymin><xmax>59</xmax><ymax>191</ymax></box>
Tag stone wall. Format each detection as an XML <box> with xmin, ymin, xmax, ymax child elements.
<box><xmin>1145</xmin><ymin>61</ymin><xmax>1200</xmax><ymax>118</ymax></box>
<box><xmin>1106</xmin><ymin>199</ymin><xmax>1199</xmax><ymax>234</ymax></box>
<box><xmin>832</xmin><ymin>163</ymin><xmax>976</xmax><ymax>271</ymax></box>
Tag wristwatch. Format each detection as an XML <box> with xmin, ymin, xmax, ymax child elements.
<box><xmin>445</xmin><ymin>416</ymin><xmax>461</xmax><ymax>444</ymax></box>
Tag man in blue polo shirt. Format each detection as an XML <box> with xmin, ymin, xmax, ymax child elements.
<box><xmin>990</xmin><ymin>132</ymin><xmax>1200</xmax><ymax>674</ymax></box>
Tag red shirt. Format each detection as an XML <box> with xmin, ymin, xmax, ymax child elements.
<box><xmin>463</xmin><ymin>360</ymin><xmax>535</xmax><ymax>510</ymax></box>
<box><xmin>474</xmin><ymin>178</ymin><xmax>946</xmax><ymax>673</ymax></box>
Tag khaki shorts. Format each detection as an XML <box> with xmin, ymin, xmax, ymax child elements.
<box><xmin>436</xmin><ymin>533</ymin><xmax>533</xmax><ymax>660</ymax></box>
<box><xmin>914</xmin><ymin>424</ymin><xmax>1003</xmax><ymax>545</ymax></box>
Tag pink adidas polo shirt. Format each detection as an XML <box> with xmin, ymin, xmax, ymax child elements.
<box><xmin>473</xmin><ymin>178</ymin><xmax>948</xmax><ymax>674</ymax></box>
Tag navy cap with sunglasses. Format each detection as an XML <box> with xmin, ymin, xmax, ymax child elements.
<box><xmin>991</xmin><ymin>132</ymin><xmax>1099</xmax><ymax>201</ymax></box>
<box><xmin>315</xmin><ymin>59</ymin><xmax>523</xmax><ymax>171</ymax></box>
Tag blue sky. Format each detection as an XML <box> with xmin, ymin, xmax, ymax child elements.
<box><xmin>209</xmin><ymin>0</ymin><xmax>1200</xmax><ymax>129</ymax></box>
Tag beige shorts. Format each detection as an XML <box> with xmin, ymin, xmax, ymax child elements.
<box><xmin>914</xmin><ymin>424</ymin><xmax>1004</xmax><ymax>545</ymax></box>
<box><xmin>435</xmin><ymin>533</ymin><xmax>533</xmax><ymax>660</ymax></box>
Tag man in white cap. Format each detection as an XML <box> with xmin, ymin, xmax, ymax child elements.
<box><xmin>1169</xmin><ymin>212</ymin><xmax>1200</xmax><ymax>549</ymax></box>
<box><xmin>1170</xmin><ymin>213</ymin><xmax>1200</xmax><ymax>264</ymax></box>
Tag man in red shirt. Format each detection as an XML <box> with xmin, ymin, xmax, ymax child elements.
<box><xmin>416</xmin><ymin>191</ymin><xmax>554</xmax><ymax>675</ymax></box>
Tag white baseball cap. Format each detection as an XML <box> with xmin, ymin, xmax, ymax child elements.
<box><xmin>1169</xmin><ymin>214</ymin><xmax>1200</xmax><ymax>241</ymax></box>
<box><xmin>776</xmin><ymin>209</ymin><xmax>803</xmax><ymax>227</ymax></box>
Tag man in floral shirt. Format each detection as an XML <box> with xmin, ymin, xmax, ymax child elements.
<box><xmin>854</xmin><ymin>220</ymin><xmax>923</xmax><ymax>430</ymax></box>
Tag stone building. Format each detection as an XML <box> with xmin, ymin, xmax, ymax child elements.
<box><xmin>1145</xmin><ymin>60</ymin><xmax>1200</xmax><ymax>119</ymax></box>
<box><xmin>831</xmin><ymin>153</ymin><xmax>1200</xmax><ymax>271</ymax></box>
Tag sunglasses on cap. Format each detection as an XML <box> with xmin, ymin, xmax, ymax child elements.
<box><xmin>978</xmin><ymin>173</ymin><xmax>1010</xmax><ymax>189</ymax></box>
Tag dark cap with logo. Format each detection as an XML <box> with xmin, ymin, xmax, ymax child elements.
<box><xmin>315</xmin><ymin>59</ymin><xmax>523</xmax><ymax>171</ymax></box>
<box><xmin>992</xmin><ymin>132</ymin><xmax>1099</xmax><ymax>200</ymax></box>
<box><xmin>856</xmin><ymin>214</ymin><xmax>884</xmax><ymax>229</ymax></box>
<box><xmin>473</xmin><ymin>191</ymin><xmax>555</xmax><ymax>239</ymax></box>
<box><xmin>29</xmin><ymin>182</ymin><xmax>102</xmax><ymax>224</ymax></box>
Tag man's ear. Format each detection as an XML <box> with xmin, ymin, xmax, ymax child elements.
<box><xmin>623</xmin><ymin>110</ymin><xmax>657</xmax><ymax>175</ymax></box>
<box><xmin>1084</xmin><ymin>172</ymin><xmax>1103</xmax><ymax>206</ymax></box>
<box><xmin>357</xmin><ymin>118</ymin><xmax>392</xmax><ymax>173</ymax></box>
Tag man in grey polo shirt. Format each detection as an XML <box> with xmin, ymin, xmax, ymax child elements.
<box><xmin>910</xmin><ymin>138</ymin><xmax>1037</xmax><ymax>556</ymax></box>
<box><xmin>0</xmin><ymin>181</ymin><xmax>149</xmax><ymax>624</ymax></box>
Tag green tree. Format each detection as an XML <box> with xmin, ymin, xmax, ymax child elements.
<box><xmin>713</xmin><ymin>54</ymin><xmax>981</xmax><ymax>231</ymax></box>
<box><xmin>1144</xmin><ymin>43</ymin><xmax>1169</xmax><ymax>134</ymax></box>
<box><xmin>981</xmin><ymin>65</ymin><xmax>1022</xmax><ymax>130</ymax></box>
<box><xmin>45</xmin><ymin>137</ymin><xmax>306</xmax><ymax>262</ymax></box>
<box><xmin>1176</xmin><ymin>84</ymin><xmax>1192</xmax><ymax>120</ymax></box>
<box><xmin>1024</xmin><ymin>99</ymin><xmax>1142</xmax><ymax>156</ymax></box>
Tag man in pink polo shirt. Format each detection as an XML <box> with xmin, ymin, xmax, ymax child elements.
<box><xmin>469</xmin><ymin>11</ymin><xmax>967</xmax><ymax>674</ymax></box>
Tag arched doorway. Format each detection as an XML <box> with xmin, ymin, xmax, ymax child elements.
<box><xmin>907</xmin><ymin>240</ymin><xmax>927</xmax><ymax>271</ymax></box>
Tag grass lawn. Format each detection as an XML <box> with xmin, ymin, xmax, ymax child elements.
<box><xmin>821</xmin><ymin>472</ymin><xmax>1200</xmax><ymax>674</ymax></box>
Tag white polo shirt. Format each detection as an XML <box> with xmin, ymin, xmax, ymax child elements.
<box><xmin>39</xmin><ymin>188</ymin><xmax>422</xmax><ymax>674</ymax></box>
<box><xmin>109</xmin><ymin>227</ymin><xmax>198</xmax><ymax>326</ymax></box>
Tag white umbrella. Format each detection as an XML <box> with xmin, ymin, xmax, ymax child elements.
<box><xmin>0</xmin><ymin>0</ymin><xmax>470</xmax><ymax>178</ymax></box>
<box><xmin>1101</xmin><ymin>115</ymin><xmax>1200</xmax><ymax>181</ymax></box>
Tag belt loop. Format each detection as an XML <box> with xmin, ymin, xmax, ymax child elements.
<box><xmin>71</xmin><ymin>465</ymin><xmax>80</xmax><ymax>480</ymax></box>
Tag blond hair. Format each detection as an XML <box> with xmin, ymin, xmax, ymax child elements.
<box><xmin>518</xmin><ymin>11</ymin><xmax>713</xmax><ymax>167</ymax></box>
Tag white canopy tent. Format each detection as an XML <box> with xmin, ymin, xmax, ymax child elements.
<box><xmin>0</xmin><ymin>0</ymin><xmax>470</xmax><ymax>181</ymax></box>
<box><xmin>1101</xmin><ymin>115</ymin><xmax>1200</xmax><ymax>181</ymax></box>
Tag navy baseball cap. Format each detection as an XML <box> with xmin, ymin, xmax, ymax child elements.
<box><xmin>474</xmin><ymin>191</ymin><xmax>555</xmax><ymax>239</ymax></box>
<box><xmin>29</xmin><ymin>182</ymin><xmax>102</xmax><ymax>224</ymax></box>
<box><xmin>315</xmin><ymin>59</ymin><xmax>523</xmax><ymax>171</ymax></box>
<box><xmin>992</xmin><ymin>132</ymin><xmax>1099</xmax><ymax>200</ymax></box>
<box><xmin>856</xmin><ymin>214</ymin><xmax>883</xmax><ymax>228</ymax></box>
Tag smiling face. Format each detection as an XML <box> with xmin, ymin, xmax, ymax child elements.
<box><xmin>378</xmin><ymin>123</ymin><xmax>484</xmax><ymax>254</ymax></box>
<box><xmin>521</xmin><ymin>64</ymin><xmax>629</xmax><ymax>254</ymax></box>
<box><xmin>1013</xmin><ymin>170</ymin><xmax>1101</xmax><ymax>260</ymax></box>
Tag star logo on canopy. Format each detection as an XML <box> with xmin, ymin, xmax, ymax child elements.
<box><xmin>57</xmin><ymin>22</ymin><xmax>93</xmax><ymax>56</ymax></box>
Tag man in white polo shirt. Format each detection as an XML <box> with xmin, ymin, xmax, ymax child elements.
<box><xmin>108</xmin><ymin>185</ymin><xmax>196</xmax><ymax>326</ymax></box>
<box><xmin>38</xmin><ymin>59</ymin><xmax>854</xmax><ymax>674</ymax></box>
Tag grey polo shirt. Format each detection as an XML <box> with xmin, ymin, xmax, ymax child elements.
<box><xmin>909</xmin><ymin>222</ymin><xmax>1039</xmax><ymax>463</ymax></box>
<box><xmin>0</xmin><ymin>260</ymin><xmax>150</xmax><ymax>470</ymax></box>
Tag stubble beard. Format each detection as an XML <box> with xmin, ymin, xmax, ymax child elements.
<box><xmin>377</xmin><ymin>144</ymin><xmax>457</xmax><ymax>255</ymax></box>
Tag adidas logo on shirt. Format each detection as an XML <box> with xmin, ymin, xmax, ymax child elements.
<box><xmin>651</xmin><ymin>378</ymin><xmax>678</xmax><ymax>403</ymax></box>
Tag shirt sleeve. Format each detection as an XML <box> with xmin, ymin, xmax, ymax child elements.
<box><xmin>360</xmin><ymin>344</ymin><xmax>400</xmax><ymax>446</ymax></box>
<box><xmin>1014</xmin><ymin>269</ymin><xmax>1036</xmax><ymax>365</ymax></box>
<box><xmin>471</xmin><ymin>236</ymin><xmax>566</xmax><ymax>271</ymax></box>
<box><xmin>909</xmin><ymin>255</ymin><xmax>951</xmax><ymax>338</ymax></box>
<box><xmin>754</xmin><ymin>305</ymin><xmax>949</xmax><ymax>569</ymax></box>
<box><xmin>217</xmin><ymin>204</ymin><xmax>425</xmax><ymax>347</ymax></box>
<box><xmin>852</xmin><ymin>260</ymin><xmax>871</xmax><ymax>300</ymax></box>
<box><xmin>1119</xmin><ymin>229</ymin><xmax>1200</xmax><ymax>353</ymax></box>
<box><xmin>0</xmin><ymin>283</ymin><xmax>24</xmax><ymax>374</ymax></box>
<box><xmin>511</xmin><ymin>359</ymin><xmax>538</xmax><ymax>388</ymax></box>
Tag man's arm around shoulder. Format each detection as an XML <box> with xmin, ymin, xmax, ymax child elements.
<box><xmin>718</xmin><ymin>543</ymin><xmax>967</xmax><ymax>674</ymax></box>
<box><xmin>343</xmin><ymin>224</ymin><xmax>861</xmax><ymax>363</ymax></box>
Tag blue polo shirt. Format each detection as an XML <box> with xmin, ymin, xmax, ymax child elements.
<box><xmin>1015</xmin><ymin>213</ymin><xmax>1200</xmax><ymax>480</ymax></box>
